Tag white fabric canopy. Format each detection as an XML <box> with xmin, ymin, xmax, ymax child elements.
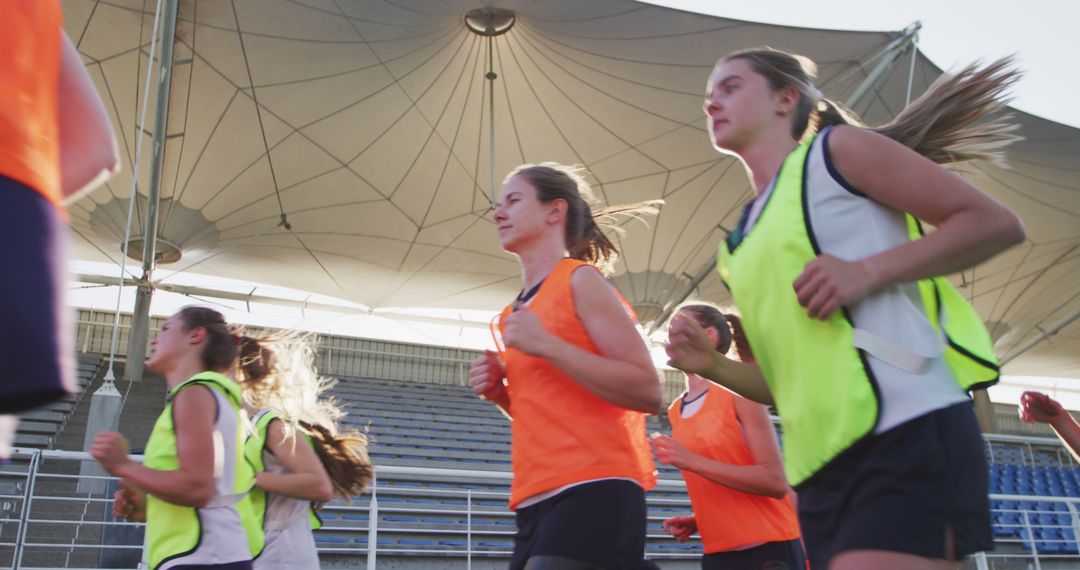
<box><xmin>62</xmin><ymin>0</ymin><xmax>1080</xmax><ymax>378</ymax></box>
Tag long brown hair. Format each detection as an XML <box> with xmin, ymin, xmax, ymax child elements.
<box><xmin>236</xmin><ymin>333</ymin><xmax>373</xmax><ymax>500</ymax></box>
<box><xmin>506</xmin><ymin>163</ymin><xmax>661</xmax><ymax>274</ymax></box>
<box><xmin>300</xmin><ymin>420</ymin><xmax>373</xmax><ymax>501</ymax></box>
<box><xmin>718</xmin><ymin>47</ymin><xmax>1021</xmax><ymax>165</ymax></box>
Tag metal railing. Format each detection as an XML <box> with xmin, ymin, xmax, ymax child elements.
<box><xmin>0</xmin><ymin>449</ymin><xmax>699</xmax><ymax>569</ymax></box>
<box><xmin>7</xmin><ymin>447</ymin><xmax>1080</xmax><ymax>569</ymax></box>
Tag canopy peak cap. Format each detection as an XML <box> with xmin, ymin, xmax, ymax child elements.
<box><xmin>122</xmin><ymin>237</ymin><xmax>181</xmax><ymax>264</ymax></box>
<box><xmin>464</xmin><ymin>7</ymin><xmax>515</xmax><ymax>36</ymax></box>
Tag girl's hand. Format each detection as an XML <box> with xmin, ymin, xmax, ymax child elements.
<box><xmin>650</xmin><ymin>433</ymin><xmax>697</xmax><ymax>471</ymax></box>
<box><xmin>468</xmin><ymin>350</ymin><xmax>507</xmax><ymax>401</ymax></box>
<box><xmin>664</xmin><ymin>312</ymin><xmax>720</xmax><ymax>376</ymax></box>
<box><xmin>662</xmin><ymin>515</ymin><xmax>698</xmax><ymax>542</ymax></box>
<box><xmin>1019</xmin><ymin>391</ymin><xmax>1068</xmax><ymax>425</ymax></box>
<box><xmin>91</xmin><ymin>431</ymin><xmax>132</xmax><ymax>475</ymax></box>
<box><xmin>112</xmin><ymin>479</ymin><xmax>146</xmax><ymax>522</ymax></box>
<box><xmin>501</xmin><ymin>310</ymin><xmax>553</xmax><ymax>356</ymax></box>
<box><xmin>793</xmin><ymin>254</ymin><xmax>879</xmax><ymax>320</ymax></box>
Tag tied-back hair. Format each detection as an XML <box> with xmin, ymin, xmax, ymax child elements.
<box><xmin>176</xmin><ymin>306</ymin><xmax>239</xmax><ymax>372</ymax></box>
<box><xmin>506</xmin><ymin>163</ymin><xmax>662</xmax><ymax>274</ymax></box>
<box><xmin>236</xmin><ymin>333</ymin><xmax>373</xmax><ymax>499</ymax></box>
<box><xmin>720</xmin><ymin>47</ymin><xmax>1022</xmax><ymax>166</ymax></box>
<box><xmin>676</xmin><ymin>303</ymin><xmax>755</xmax><ymax>364</ymax></box>
<box><xmin>299</xmin><ymin>420</ymin><xmax>373</xmax><ymax>502</ymax></box>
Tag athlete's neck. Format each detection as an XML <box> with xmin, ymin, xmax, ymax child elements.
<box><xmin>685</xmin><ymin>374</ymin><xmax>710</xmax><ymax>399</ymax></box>
<box><xmin>516</xmin><ymin>242</ymin><xmax>569</xmax><ymax>294</ymax></box>
<box><xmin>162</xmin><ymin>358</ymin><xmax>211</xmax><ymax>390</ymax></box>
<box><xmin>736</xmin><ymin>133</ymin><xmax>800</xmax><ymax>194</ymax></box>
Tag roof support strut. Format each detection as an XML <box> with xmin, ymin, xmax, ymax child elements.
<box><xmin>123</xmin><ymin>0</ymin><xmax>179</xmax><ymax>383</ymax></box>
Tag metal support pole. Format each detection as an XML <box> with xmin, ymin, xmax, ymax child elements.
<box><xmin>845</xmin><ymin>22</ymin><xmax>922</xmax><ymax>110</ymax></box>
<box><xmin>487</xmin><ymin>34</ymin><xmax>498</xmax><ymax>209</ymax></box>
<box><xmin>1001</xmin><ymin>307</ymin><xmax>1080</xmax><ymax>366</ymax></box>
<box><xmin>973</xmin><ymin>389</ymin><xmax>998</xmax><ymax>434</ymax></box>
<box><xmin>124</xmin><ymin>0</ymin><xmax>180</xmax><ymax>383</ymax></box>
<box><xmin>647</xmin><ymin>252</ymin><xmax>721</xmax><ymax>333</ymax></box>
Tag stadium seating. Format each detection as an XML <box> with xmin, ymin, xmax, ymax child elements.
<box><xmin>314</xmin><ymin>376</ymin><xmax>702</xmax><ymax>559</ymax></box>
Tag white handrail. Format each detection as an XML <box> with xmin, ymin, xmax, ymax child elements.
<box><xmin>8</xmin><ymin>447</ymin><xmax>1080</xmax><ymax>569</ymax></box>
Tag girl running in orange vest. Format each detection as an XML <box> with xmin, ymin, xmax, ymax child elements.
<box><xmin>666</xmin><ymin>48</ymin><xmax>1025</xmax><ymax>569</ymax></box>
<box><xmin>469</xmin><ymin>163</ymin><xmax>662</xmax><ymax>569</ymax></box>
<box><xmin>652</xmin><ymin>304</ymin><xmax>803</xmax><ymax>569</ymax></box>
<box><xmin>1</xmin><ymin>0</ymin><xmax>118</xmax><ymax>451</ymax></box>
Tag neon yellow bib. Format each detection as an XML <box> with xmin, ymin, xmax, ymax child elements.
<box><xmin>143</xmin><ymin>372</ymin><xmax>264</xmax><ymax>569</ymax></box>
<box><xmin>243</xmin><ymin>409</ymin><xmax>323</xmax><ymax>533</ymax></box>
<box><xmin>718</xmin><ymin>136</ymin><xmax>998</xmax><ymax>485</ymax></box>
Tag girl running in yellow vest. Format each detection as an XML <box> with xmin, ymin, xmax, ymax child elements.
<box><xmin>666</xmin><ymin>49</ymin><xmax>1026</xmax><ymax>569</ymax></box>
<box><xmin>469</xmin><ymin>163</ymin><xmax>662</xmax><ymax>569</ymax></box>
<box><xmin>236</xmin><ymin>333</ymin><xmax>373</xmax><ymax>570</ymax></box>
<box><xmin>92</xmin><ymin>307</ymin><xmax>262</xmax><ymax>570</ymax></box>
<box><xmin>652</xmin><ymin>304</ymin><xmax>803</xmax><ymax>569</ymax></box>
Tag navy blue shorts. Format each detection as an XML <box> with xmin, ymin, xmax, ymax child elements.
<box><xmin>701</xmin><ymin>538</ymin><xmax>805</xmax><ymax>569</ymax></box>
<box><xmin>510</xmin><ymin>479</ymin><xmax>654</xmax><ymax>569</ymax></box>
<box><xmin>171</xmin><ymin>562</ymin><xmax>252</xmax><ymax>570</ymax></box>
<box><xmin>0</xmin><ymin>174</ymin><xmax>75</xmax><ymax>413</ymax></box>
<box><xmin>796</xmin><ymin>401</ymin><xmax>993</xmax><ymax>568</ymax></box>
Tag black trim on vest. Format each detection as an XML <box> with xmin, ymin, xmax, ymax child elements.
<box><xmin>820</xmin><ymin>126</ymin><xmax>867</xmax><ymax>197</ymax></box>
<box><xmin>930</xmin><ymin>281</ymin><xmax>1001</xmax><ymax>389</ymax></box>
<box><xmin>251</xmin><ymin>413</ymin><xmax>278</xmax><ymax>558</ymax></box>
<box><xmin>948</xmin><ymin>338</ymin><xmax>1001</xmax><ymax>374</ymax></box>
<box><xmin>727</xmin><ymin>176</ymin><xmax>782</xmax><ymax>255</ymax></box>
<box><xmin>678</xmin><ymin>388</ymin><xmax>709</xmax><ymax>415</ymax></box>
<box><xmin>915</xmin><ymin>219</ymin><xmax>1001</xmax><ymax>388</ymax></box>
<box><xmin>157</xmin><ymin>377</ymin><xmax>246</xmax><ymax>566</ymax></box>
<box><xmin>154</xmin><ymin>414</ymin><xmax>205</xmax><ymax>570</ymax></box>
<box><xmin>967</xmin><ymin>378</ymin><xmax>1001</xmax><ymax>393</ymax></box>
<box><xmin>797</xmin><ymin>136</ymin><xmax>884</xmax><ymax>486</ymax></box>
<box><xmin>173</xmin><ymin>382</ymin><xmax>221</xmax><ymax>427</ymax></box>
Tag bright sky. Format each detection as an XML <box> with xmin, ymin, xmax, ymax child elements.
<box><xmin>71</xmin><ymin>1</ymin><xmax>1080</xmax><ymax>408</ymax></box>
<box><xmin>651</xmin><ymin>0</ymin><xmax>1080</xmax><ymax>128</ymax></box>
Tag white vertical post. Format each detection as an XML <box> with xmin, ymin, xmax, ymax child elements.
<box><xmin>366</xmin><ymin>475</ymin><xmax>378</xmax><ymax>570</ymax></box>
<box><xmin>139</xmin><ymin>524</ymin><xmax>150</xmax><ymax>569</ymax></box>
<box><xmin>1023</xmin><ymin>510</ymin><xmax>1042</xmax><ymax>570</ymax></box>
<box><xmin>467</xmin><ymin>489</ymin><xmax>473</xmax><ymax>569</ymax></box>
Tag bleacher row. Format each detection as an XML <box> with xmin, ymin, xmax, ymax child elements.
<box><xmin>312</xmin><ymin>375</ymin><xmax>1080</xmax><ymax>561</ymax></box>
<box><xmin>320</xmin><ymin>376</ymin><xmax>698</xmax><ymax>558</ymax></box>
<box><xmin>14</xmin><ymin>355</ymin><xmax>102</xmax><ymax>450</ymax></box>
<box><xmin>10</xmin><ymin>356</ymin><xmax>1080</xmax><ymax>564</ymax></box>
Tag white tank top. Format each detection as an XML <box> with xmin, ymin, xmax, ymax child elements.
<box><xmin>744</xmin><ymin>127</ymin><xmax>969</xmax><ymax>434</ymax></box>
<box><xmin>252</xmin><ymin>410</ymin><xmax>321</xmax><ymax>570</ymax></box>
<box><xmin>162</xmin><ymin>385</ymin><xmax>252</xmax><ymax>569</ymax></box>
